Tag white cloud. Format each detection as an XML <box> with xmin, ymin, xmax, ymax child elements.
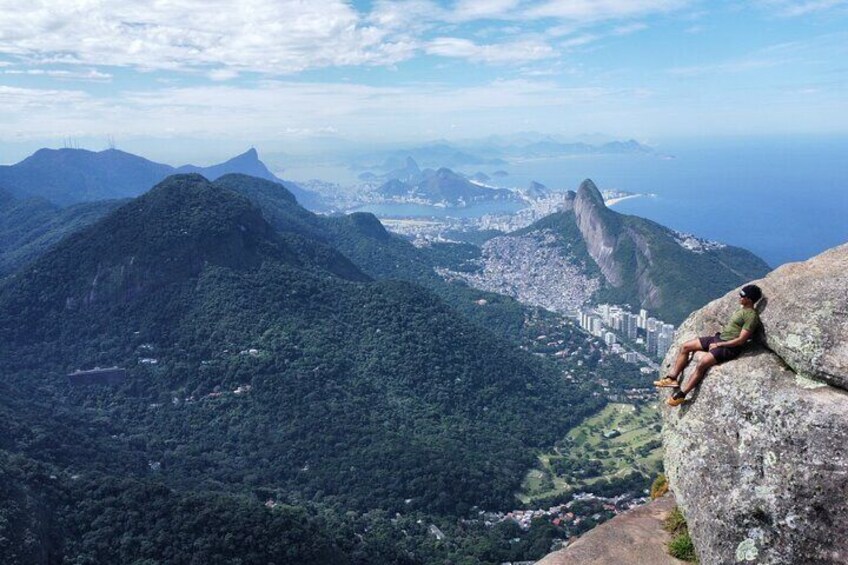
<box><xmin>426</xmin><ymin>37</ymin><xmax>555</xmax><ymax>63</ymax></box>
<box><xmin>667</xmin><ymin>33</ymin><xmax>848</xmax><ymax>77</ymax></box>
<box><xmin>450</xmin><ymin>0</ymin><xmax>522</xmax><ymax>21</ymax></box>
<box><xmin>612</xmin><ymin>22</ymin><xmax>648</xmax><ymax>35</ymax></box>
<box><xmin>369</xmin><ymin>0</ymin><xmax>443</xmax><ymax>30</ymax></box>
<box><xmin>558</xmin><ymin>34</ymin><xmax>599</xmax><ymax>48</ymax></box>
<box><xmin>0</xmin><ymin>79</ymin><xmax>639</xmax><ymax>141</ymax></box>
<box><xmin>208</xmin><ymin>68</ymin><xmax>240</xmax><ymax>81</ymax></box>
<box><xmin>667</xmin><ymin>56</ymin><xmax>786</xmax><ymax>76</ymax></box>
<box><xmin>2</xmin><ymin>68</ymin><xmax>112</xmax><ymax>81</ymax></box>
<box><xmin>282</xmin><ymin>126</ymin><xmax>338</xmax><ymax>136</ymax></box>
<box><xmin>0</xmin><ymin>85</ymin><xmax>91</xmax><ymax>105</ymax></box>
<box><xmin>0</xmin><ymin>0</ymin><xmax>699</xmax><ymax>76</ymax></box>
<box><xmin>0</xmin><ymin>0</ymin><xmax>415</xmax><ymax>74</ymax></box>
<box><xmin>545</xmin><ymin>22</ymin><xmax>643</xmax><ymax>49</ymax></box>
<box><xmin>525</xmin><ymin>0</ymin><xmax>689</xmax><ymax>22</ymax></box>
<box><xmin>757</xmin><ymin>0</ymin><xmax>848</xmax><ymax>17</ymax></box>
<box><xmin>0</xmin><ymin>86</ymin><xmax>101</xmax><ymax>137</ymax></box>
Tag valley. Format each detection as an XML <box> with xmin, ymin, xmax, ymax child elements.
<box><xmin>519</xmin><ymin>403</ymin><xmax>663</xmax><ymax>506</ymax></box>
<box><xmin>0</xmin><ymin>152</ymin><xmax>770</xmax><ymax>563</ymax></box>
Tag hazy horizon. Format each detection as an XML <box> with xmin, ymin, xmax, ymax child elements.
<box><xmin>1</xmin><ymin>0</ymin><xmax>847</xmax><ymax>167</ymax></box>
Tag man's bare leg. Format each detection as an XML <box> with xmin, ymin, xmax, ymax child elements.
<box><xmin>681</xmin><ymin>352</ymin><xmax>718</xmax><ymax>394</ymax></box>
<box><xmin>669</xmin><ymin>338</ymin><xmax>704</xmax><ymax>379</ymax></box>
<box><xmin>667</xmin><ymin>351</ymin><xmax>719</xmax><ymax>406</ymax></box>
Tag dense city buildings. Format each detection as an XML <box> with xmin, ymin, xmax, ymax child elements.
<box><xmin>579</xmin><ymin>304</ymin><xmax>676</xmax><ymax>361</ymax></box>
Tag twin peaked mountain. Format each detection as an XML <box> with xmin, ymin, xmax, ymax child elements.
<box><xmin>538</xmin><ymin>180</ymin><xmax>768</xmax><ymax>322</ymax></box>
<box><xmin>442</xmin><ymin>180</ymin><xmax>769</xmax><ymax>323</ymax></box>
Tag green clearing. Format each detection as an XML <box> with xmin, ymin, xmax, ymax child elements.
<box><xmin>518</xmin><ymin>402</ymin><xmax>663</xmax><ymax>504</ymax></box>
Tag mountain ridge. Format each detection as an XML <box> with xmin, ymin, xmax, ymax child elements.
<box><xmin>0</xmin><ymin>147</ymin><xmax>321</xmax><ymax>208</ymax></box>
<box><xmin>0</xmin><ymin>188</ymin><xmax>126</xmax><ymax>277</ymax></box>
<box><xmin>375</xmin><ymin>165</ymin><xmax>519</xmax><ymax>206</ymax></box>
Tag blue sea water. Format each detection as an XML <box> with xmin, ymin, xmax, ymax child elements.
<box><xmin>352</xmin><ymin>200</ymin><xmax>525</xmax><ymax>218</ymax></box>
<box><xmin>465</xmin><ymin>136</ymin><xmax>848</xmax><ymax>268</ymax></box>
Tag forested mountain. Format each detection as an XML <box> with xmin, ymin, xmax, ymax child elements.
<box><xmin>0</xmin><ymin>147</ymin><xmax>320</xmax><ymax>208</ymax></box>
<box><xmin>0</xmin><ymin>187</ymin><xmax>124</xmax><ymax>276</ymax></box>
<box><xmin>0</xmin><ymin>171</ymin><xmax>532</xmax><ymax>339</ymax></box>
<box><xmin>0</xmin><ymin>174</ymin><xmax>601</xmax><ymax>563</ymax></box>
<box><xmin>215</xmin><ymin>173</ymin><xmax>531</xmax><ymax>339</ymax></box>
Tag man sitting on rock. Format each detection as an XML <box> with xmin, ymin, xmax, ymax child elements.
<box><xmin>655</xmin><ymin>284</ymin><xmax>763</xmax><ymax>407</ymax></box>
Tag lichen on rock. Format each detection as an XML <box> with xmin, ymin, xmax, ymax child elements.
<box><xmin>736</xmin><ymin>538</ymin><xmax>759</xmax><ymax>561</ymax></box>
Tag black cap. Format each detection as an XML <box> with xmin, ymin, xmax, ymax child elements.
<box><xmin>740</xmin><ymin>284</ymin><xmax>762</xmax><ymax>303</ymax></box>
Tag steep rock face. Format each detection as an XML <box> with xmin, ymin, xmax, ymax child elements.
<box><xmin>660</xmin><ymin>243</ymin><xmax>848</xmax><ymax>564</ymax></box>
<box><xmin>573</xmin><ymin>179</ymin><xmax>623</xmax><ymax>286</ymax></box>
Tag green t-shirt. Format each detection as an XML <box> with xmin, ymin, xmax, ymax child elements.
<box><xmin>720</xmin><ymin>308</ymin><xmax>760</xmax><ymax>342</ymax></box>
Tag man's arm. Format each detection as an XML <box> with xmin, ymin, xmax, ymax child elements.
<box><xmin>709</xmin><ymin>329</ymin><xmax>752</xmax><ymax>350</ymax></box>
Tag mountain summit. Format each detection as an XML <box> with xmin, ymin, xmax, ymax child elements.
<box><xmin>0</xmin><ymin>174</ymin><xmax>364</xmax><ymax>345</ymax></box>
<box><xmin>377</xmin><ymin>165</ymin><xmax>518</xmax><ymax>206</ymax></box>
<box><xmin>566</xmin><ymin>178</ymin><xmax>770</xmax><ymax>321</ymax></box>
<box><xmin>0</xmin><ymin>147</ymin><xmax>319</xmax><ymax>207</ymax></box>
<box><xmin>0</xmin><ymin>148</ymin><xmax>171</xmax><ymax>204</ymax></box>
<box><xmin>176</xmin><ymin>148</ymin><xmax>277</xmax><ymax>183</ymax></box>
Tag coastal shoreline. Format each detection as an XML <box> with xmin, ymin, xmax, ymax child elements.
<box><xmin>605</xmin><ymin>194</ymin><xmax>645</xmax><ymax>207</ymax></box>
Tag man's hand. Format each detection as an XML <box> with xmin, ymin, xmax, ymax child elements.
<box><xmin>709</xmin><ymin>342</ymin><xmax>722</xmax><ymax>351</ymax></box>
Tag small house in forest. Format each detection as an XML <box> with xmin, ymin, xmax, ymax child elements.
<box><xmin>67</xmin><ymin>366</ymin><xmax>127</xmax><ymax>386</ymax></box>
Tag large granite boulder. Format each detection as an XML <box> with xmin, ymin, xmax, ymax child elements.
<box><xmin>659</xmin><ymin>243</ymin><xmax>848</xmax><ymax>564</ymax></box>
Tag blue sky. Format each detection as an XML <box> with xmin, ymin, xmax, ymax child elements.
<box><xmin>0</xmin><ymin>0</ymin><xmax>846</xmax><ymax>163</ymax></box>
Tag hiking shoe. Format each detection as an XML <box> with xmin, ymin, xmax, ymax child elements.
<box><xmin>653</xmin><ymin>377</ymin><xmax>679</xmax><ymax>388</ymax></box>
<box><xmin>666</xmin><ymin>391</ymin><xmax>687</xmax><ymax>407</ymax></box>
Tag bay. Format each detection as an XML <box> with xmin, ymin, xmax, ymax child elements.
<box><xmin>351</xmin><ymin>200</ymin><xmax>526</xmax><ymax>218</ymax></box>
<box><xmin>461</xmin><ymin>136</ymin><xmax>848</xmax><ymax>268</ymax></box>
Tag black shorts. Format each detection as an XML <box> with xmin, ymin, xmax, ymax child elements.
<box><xmin>698</xmin><ymin>333</ymin><xmax>742</xmax><ymax>364</ymax></box>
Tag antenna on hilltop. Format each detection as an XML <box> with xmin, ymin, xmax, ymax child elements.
<box><xmin>106</xmin><ymin>135</ymin><xmax>117</xmax><ymax>150</ymax></box>
<box><xmin>62</xmin><ymin>136</ymin><xmax>80</xmax><ymax>150</ymax></box>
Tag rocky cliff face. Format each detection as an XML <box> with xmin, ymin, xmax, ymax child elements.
<box><xmin>660</xmin><ymin>242</ymin><xmax>848</xmax><ymax>564</ymax></box>
<box><xmin>573</xmin><ymin>179</ymin><xmax>624</xmax><ymax>287</ymax></box>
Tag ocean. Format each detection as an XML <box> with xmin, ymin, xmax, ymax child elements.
<box><xmin>290</xmin><ymin>136</ymin><xmax>847</xmax><ymax>268</ymax></box>
<box><xmin>351</xmin><ymin>200</ymin><xmax>526</xmax><ymax>218</ymax></box>
<box><xmin>468</xmin><ymin>136</ymin><xmax>848</xmax><ymax>268</ymax></box>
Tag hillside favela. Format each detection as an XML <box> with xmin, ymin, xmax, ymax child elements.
<box><xmin>1</xmin><ymin>2</ymin><xmax>847</xmax><ymax>564</ymax></box>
